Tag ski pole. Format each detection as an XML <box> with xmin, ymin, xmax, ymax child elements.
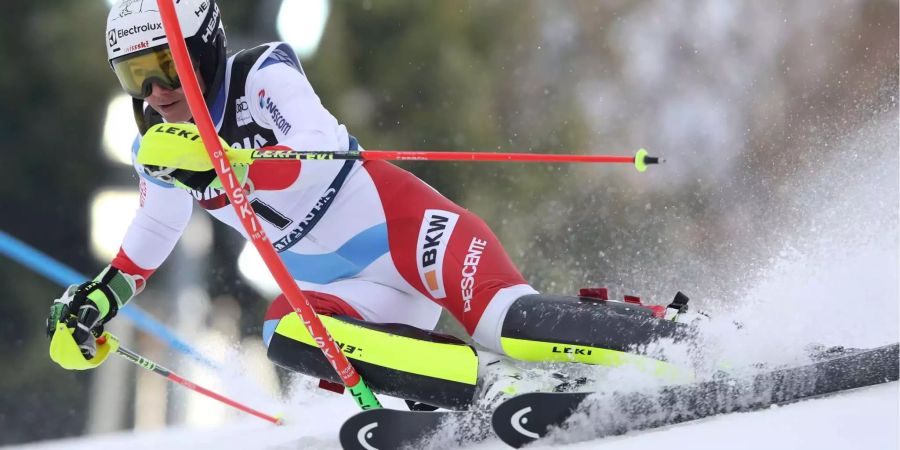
<box><xmin>157</xmin><ymin>0</ymin><xmax>381</xmax><ymax>410</ymax></box>
<box><xmin>138</xmin><ymin>133</ymin><xmax>662</xmax><ymax>173</ymax></box>
<box><xmin>244</xmin><ymin>148</ymin><xmax>659</xmax><ymax>172</ymax></box>
<box><xmin>104</xmin><ymin>335</ymin><xmax>283</xmax><ymax>425</ymax></box>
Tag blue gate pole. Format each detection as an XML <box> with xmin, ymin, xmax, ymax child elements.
<box><xmin>0</xmin><ymin>230</ymin><xmax>219</xmax><ymax>369</ymax></box>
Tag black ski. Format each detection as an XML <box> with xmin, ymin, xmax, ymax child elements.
<box><xmin>491</xmin><ymin>342</ymin><xmax>899</xmax><ymax>448</ymax></box>
<box><xmin>339</xmin><ymin>408</ymin><xmax>489</xmax><ymax>450</ymax></box>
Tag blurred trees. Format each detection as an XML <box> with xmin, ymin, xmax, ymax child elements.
<box><xmin>309</xmin><ymin>0</ymin><xmax>897</xmax><ymax>303</ymax></box>
<box><xmin>0</xmin><ymin>0</ymin><xmax>110</xmax><ymax>443</ymax></box>
<box><xmin>0</xmin><ymin>0</ymin><xmax>896</xmax><ymax>445</ymax></box>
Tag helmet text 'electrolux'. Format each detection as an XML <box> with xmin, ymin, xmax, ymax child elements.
<box><xmin>115</xmin><ymin>22</ymin><xmax>162</xmax><ymax>39</ymax></box>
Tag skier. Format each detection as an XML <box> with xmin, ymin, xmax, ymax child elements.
<box><xmin>47</xmin><ymin>0</ymin><xmax>697</xmax><ymax>410</ymax></box>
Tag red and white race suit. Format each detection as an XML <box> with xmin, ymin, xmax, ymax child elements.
<box><xmin>115</xmin><ymin>42</ymin><xmax>536</xmax><ymax>353</ymax></box>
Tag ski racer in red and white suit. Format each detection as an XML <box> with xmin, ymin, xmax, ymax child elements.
<box><xmin>118</xmin><ymin>41</ymin><xmax>537</xmax><ymax>356</ymax></box>
<box><xmin>48</xmin><ymin>0</ymin><xmax>693</xmax><ymax>410</ymax></box>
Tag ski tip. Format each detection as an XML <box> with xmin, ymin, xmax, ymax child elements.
<box><xmin>274</xmin><ymin>413</ymin><xmax>285</xmax><ymax>425</ymax></box>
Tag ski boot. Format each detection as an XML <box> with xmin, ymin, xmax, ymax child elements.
<box><xmin>474</xmin><ymin>353</ymin><xmax>588</xmax><ymax>410</ymax></box>
<box><xmin>497</xmin><ymin>289</ymin><xmax>706</xmax><ymax>382</ymax></box>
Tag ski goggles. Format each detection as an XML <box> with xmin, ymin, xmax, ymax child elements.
<box><xmin>111</xmin><ymin>46</ymin><xmax>180</xmax><ymax>99</ymax></box>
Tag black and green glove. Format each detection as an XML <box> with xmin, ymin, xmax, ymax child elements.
<box><xmin>46</xmin><ymin>266</ymin><xmax>139</xmax><ymax>368</ymax></box>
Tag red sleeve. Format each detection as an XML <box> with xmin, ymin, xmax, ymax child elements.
<box><xmin>111</xmin><ymin>247</ymin><xmax>155</xmax><ymax>291</ymax></box>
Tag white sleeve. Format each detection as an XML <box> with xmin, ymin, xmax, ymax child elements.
<box><xmin>248</xmin><ymin>58</ymin><xmax>350</xmax><ymax>151</ymax></box>
<box><xmin>119</xmin><ymin>176</ymin><xmax>193</xmax><ymax>271</ymax></box>
<box><xmin>119</xmin><ymin>133</ymin><xmax>194</xmax><ymax>271</ymax></box>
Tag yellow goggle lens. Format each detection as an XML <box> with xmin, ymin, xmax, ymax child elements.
<box><xmin>111</xmin><ymin>46</ymin><xmax>180</xmax><ymax>98</ymax></box>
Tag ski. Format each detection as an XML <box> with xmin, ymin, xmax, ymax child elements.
<box><xmin>339</xmin><ymin>408</ymin><xmax>489</xmax><ymax>450</ymax></box>
<box><xmin>338</xmin><ymin>343</ymin><xmax>898</xmax><ymax>449</ymax></box>
<box><xmin>491</xmin><ymin>342</ymin><xmax>899</xmax><ymax>448</ymax></box>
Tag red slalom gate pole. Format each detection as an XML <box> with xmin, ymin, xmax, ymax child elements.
<box><xmin>157</xmin><ymin>1</ymin><xmax>380</xmax><ymax>410</ymax></box>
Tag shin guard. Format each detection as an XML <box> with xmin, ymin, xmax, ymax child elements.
<box><xmin>267</xmin><ymin>314</ymin><xmax>478</xmax><ymax>410</ymax></box>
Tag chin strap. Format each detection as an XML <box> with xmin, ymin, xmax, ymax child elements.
<box><xmin>133</xmin><ymin>97</ymin><xmax>150</xmax><ymax>134</ymax></box>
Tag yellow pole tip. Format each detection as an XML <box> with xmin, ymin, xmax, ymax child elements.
<box><xmin>634</xmin><ymin>148</ymin><xmax>649</xmax><ymax>173</ymax></box>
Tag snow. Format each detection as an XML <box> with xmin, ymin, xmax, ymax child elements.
<box><xmin>526</xmin><ymin>383</ymin><xmax>899</xmax><ymax>450</ymax></box>
<box><xmin>7</xmin><ymin>381</ymin><xmax>897</xmax><ymax>450</ymax></box>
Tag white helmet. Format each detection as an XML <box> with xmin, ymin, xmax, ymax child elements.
<box><xmin>105</xmin><ymin>0</ymin><xmax>226</xmax><ymax>98</ymax></box>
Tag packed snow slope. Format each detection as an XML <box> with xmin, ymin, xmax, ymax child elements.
<box><xmin>8</xmin><ymin>382</ymin><xmax>897</xmax><ymax>450</ymax></box>
<box><xmin>10</xmin><ymin>219</ymin><xmax>900</xmax><ymax>447</ymax></box>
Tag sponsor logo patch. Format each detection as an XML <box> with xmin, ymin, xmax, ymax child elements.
<box><xmin>552</xmin><ymin>346</ymin><xmax>593</xmax><ymax>356</ymax></box>
<box><xmin>115</xmin><ymin>22</ymin><xmax>162</xmax><ymax>40</ymax></box>
<box><xmin>235</xmin><ymin>96</ymin><xmax>252</xmax><ymax>127</ymax></box>
<box><xmin>193</xmin><ymin>0</ymin><xmax>208</xmax><ymax>18</ymax></box>
<box><xmin>124</xmin><ymin>40</ymin><xmax>149</xmax><ymax>53</ymax></box>
<box><xmin>272</xmin><ymin>188</ymin><xmax>338</xmax><ymax>252</ymax></box>
<box><xmin>231</xmin><ymin>133</ymin><xmax>269</xmax><ymax>149</ymax></box>
<box><xmin>187</xmin><ymin>185</ymin><xmax>226</xmax><ymax>202</ymax></box>
<box><xmin>460</xmin><ymin>237</ymin><xmax>487</xmax><ymax>312</ymax></box>
<box><xmin>152</xmin><ymin>124</ymin><xmax>202</xmax><ymax>141</ymax></box>
<box><xmin>139</xmin><ymin>178</ymin><xmax>147</xmax><ymax>207</ymax></box>
<box><xmin>257</xmin><ymin>89</ymin><xmax>293</xmax><ymax>134</ymax></box>
<box><xmin>416</xmin><ymin>209</ymin><xmax>459</xmax><ymax>299</ymax></box>
<box><xmin>200</xmin><ymin>2</ymin><xmax>219</xmax><ymax>43</ymax></box>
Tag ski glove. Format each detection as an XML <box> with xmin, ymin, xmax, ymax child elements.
<box><xmin>46</xmin><ymin>266</ymin><xmax>140</xmax><ymax>368</ymax></box>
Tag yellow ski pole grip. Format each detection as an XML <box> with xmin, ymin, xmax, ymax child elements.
<box><xmin>49</xmin><ymin>324</ymin><xmax>119</xmax><ymax>370</ymax></box>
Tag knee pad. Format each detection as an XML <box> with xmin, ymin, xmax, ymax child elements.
<box><xmin>266</xmin><ymin>313</ymin><xmax>478</xmax><ymax>410</ymax></box>
<box><xmin>500</xmin><ymin>294</ymin><xmax>696</xmax><ymax>380</ymax></box>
